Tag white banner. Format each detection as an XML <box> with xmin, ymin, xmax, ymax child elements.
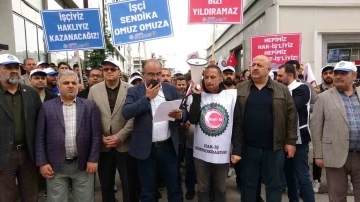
<box><xmin>193</xmin><ymin>89</ymin><xmax>237</xmax><ymax>164</ymax></box>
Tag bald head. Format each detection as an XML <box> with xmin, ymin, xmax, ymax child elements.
<box><xmin>254</xmin><ymin>55</ymin><xmax>271</xmax><ymax>68</ymax></box>
<box><xmin>142</xmin><ymin>59</ymin><xmax>162</xmax><ymax>71</ymax></box>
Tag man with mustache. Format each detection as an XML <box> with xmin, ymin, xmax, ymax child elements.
<box><xmin>0</xmin><ymin>54</ymin><xmax>42</xmax><ymax>202</ymax></box>
<box><xmin>35</xmin><ymin>70</ymin><xmax>102</xmax><ymax>201</ymax></box>
<box><xmin>29</xmin><ymin>69</ymin><xmax>58</xmax><ymax>103</ymax></box>
<box><xmin>161</xmin><ymin>68</ymin><xmax>172</xmax><ymax>83</ymax></box>
<box><xmin>315</xmin><ymin>66</ymin><xmax>334</xmax><ymax>94</ymax></box>
<box><xmin>222</xmin><ymin>66</ymin><xmax>236</xmax><ymax>89</ymax></box>
<box><xmin>311</xmin><ymin>61</ymin><xmax>360</xmax><ymax>201</ymax></box>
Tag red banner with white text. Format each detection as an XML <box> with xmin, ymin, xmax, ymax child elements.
<box><xmin>251</xmin><ymin>33</ymin><xmax>302</xmax><ymax>65</ymax></box>
<box><xmin>188</xmin><ymin>0</ymin><xmax>243</xmax><ymax>24</ymax></box>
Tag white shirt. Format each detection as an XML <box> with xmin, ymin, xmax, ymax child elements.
<box><xmin>150</xmin><ymin>84</ymin><xmax>171</xmax><ymax>142</ymax></box>
<box><xmin>62</xmin><ymin>99</ymin><xmax>78</xmax><ymax>158</ymax></box>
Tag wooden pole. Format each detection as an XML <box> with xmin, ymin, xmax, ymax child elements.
<box><xmin>78</xmin><ymin>56</ymin><xmax>84</xmax><ymax>87</ymax></box>
<box><xmin>211</xmin><ymin>24</ymin><xmax>216</xmax><ymax>62</ymax></box>
<box><xmin>143</xmin><ymin>42</ymin><xmax>147</xmax><ymax>59</ymax></box>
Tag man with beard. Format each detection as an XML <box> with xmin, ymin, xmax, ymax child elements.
<box><xmin>0</xmin><ymin>54</ymin><xmax>42</xmax><ymax>202</ymax></box>
<box><xmin>222</xmin><ymin>66</ymin><xmax>236</xmax><ymax>89</ymax></box>
<box><xmin>29</xmin><ymin>69</ymin><xmax>58</xmax><ymax>102</ymax></box>
<box><xmin>44</xmin><ymin>67</ymin><xmax>59</xmax><ymax>96</ymax></box>
<box><xmin>277</xmin><ymin>64</ymin><xmax>315</xmax><ymax>202</ymax></box>
<box><xmin>315</xmin><ymin>66</ymin><xmax>334</xmax><ymax>94</ymax></box>
<box><xmin>161</xmin><ymin>68</ymin><xmax>172</xmax><ymax>83</ymax></box>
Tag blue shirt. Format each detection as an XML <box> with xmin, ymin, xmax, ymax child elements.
<box><xmin>338</xmin><ymin>88</ymin><xmax>360</xmax><ymax>150</ymax></box>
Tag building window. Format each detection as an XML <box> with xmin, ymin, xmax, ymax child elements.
<box><xmin>26</xmin><ymin>21</ymin><xmax>39</xmax><ymax>60</ymax></box>
<box><xmin>13</xmin><ymin>13</ymin><xmax>46</xmax><ymax>62</ymax></box>
<box><xmin>13</xmin><ymin>14</ymin><xmax>27</xmax><ymax>62</ymax></box>
<box><xmin>26</xmin><ymin>0</ymin><xmax>44</xmax><ymax>10</ymax></box>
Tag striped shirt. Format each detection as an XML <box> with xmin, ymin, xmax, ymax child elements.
<box><xmin>62</xmin><ymin>99</ymin><xmax>77</xmax><ymax>158</ymax></box>
<box><xmin>338</xmin><ymin>88</ymin><xmax>360</xmax><ymax>150</ymax></box>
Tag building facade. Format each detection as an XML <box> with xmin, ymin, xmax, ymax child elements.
<box><xmin>0</xmin><ymin>0</ymin><xmax>125</xmax><ymax>70</ymax></box>
<box><xmin>206</xmin><ymin>0</ymin><xmax>360</xmax><ymax>82</ymax></box>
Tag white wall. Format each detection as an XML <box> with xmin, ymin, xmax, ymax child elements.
<box><xmin>0</xmin><ymin>0</ymin><xmax>16</xmax><ymax>54</ymax></box>
<box><xmin>206</xmin><ymin>0</ymin><xmax>278</xmax><ymax>71</ymax></box>
<box><xmin>279</xmin><ymin>6</ymin><xmax>360</xmax><ymax>82</ymax></box>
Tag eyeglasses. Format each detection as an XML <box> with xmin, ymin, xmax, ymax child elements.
<box><xmin>103</xmin><ymin>68</ymin><xmax>119</xmax><ymax>72</ymax></box>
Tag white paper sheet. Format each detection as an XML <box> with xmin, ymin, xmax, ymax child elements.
<box><xmin>153</xmin><ymin>100</ymin><xmax>183</xmax><ymax>123</ymax></box>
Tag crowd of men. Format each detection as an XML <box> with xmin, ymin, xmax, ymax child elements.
<box><xmin>0</xmin><ymin>52</ymin><xmax>359</xmax><ymax>202</ymax></box>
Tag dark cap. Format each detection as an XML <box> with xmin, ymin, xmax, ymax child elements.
<box><xmin>321</xmin><ymin>65</ymin><xmax>334</xmax><ymax>74</ymax></box>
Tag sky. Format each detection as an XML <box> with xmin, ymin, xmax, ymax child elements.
<box><xmin>143</xmin><ymin>0</ymin><xmax>230</xmax><ymax>72</ymax></box>
<box><xmin>89</xmin><ymin>0</ymin><xmax>230</xmax><ymax>73</ymax></box>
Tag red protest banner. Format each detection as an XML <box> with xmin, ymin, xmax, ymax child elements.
<box><xmin>188</xmin><ymin>0</ymin><xmax>243</xmax><ymax>24</ymax></box>
<box><xmin>250</xmin><ymin>33</ymin><xmax>302</xmax><ymax>65</ymax></box>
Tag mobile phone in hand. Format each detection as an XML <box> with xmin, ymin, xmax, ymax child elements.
<box><xmin>151</xmin><ymin>80</ymin><xmax>159</xmax><ymax>88</ymax></box>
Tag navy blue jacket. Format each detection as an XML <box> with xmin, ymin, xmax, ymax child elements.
<box><xmin>122</xmin><ymin>82</ymin><xmax>187</xmax><ymax>160</ymax></box>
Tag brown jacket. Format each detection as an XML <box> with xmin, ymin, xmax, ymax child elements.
<box><xmin>234</xmin><ymin>78</ymin><xmax>298</xmax><ymax>155</ymax></box>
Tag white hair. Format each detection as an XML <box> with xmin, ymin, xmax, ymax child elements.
<box><xmin>57</xmin><ymin>70</ymin><xmax>79</xmax><ymax>83</ymax></box>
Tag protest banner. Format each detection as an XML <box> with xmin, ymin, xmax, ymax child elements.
<box><xmin>187</xmin><ymin>51</ymin><xmax>199</xmax><ymax>59</ymax></box>
<box><xmin>107</xmin><ymin>0</ymin><xmax>173</xmax><ymax>45</ymax></box>
<box><xmin>251</xmin><ymin>33</ymin><xmax>302</xmax><ymax>65</ymax></box>
<box><xmin>41</xmin><ymin>8</ymin><xmax>105</xmax><ymax>52</ymax></box>
<box><xmin>188</xmin><ymin>0</ymin><xmax>243</xmax><ymax>24</ymax></box>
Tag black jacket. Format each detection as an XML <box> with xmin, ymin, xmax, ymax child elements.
<box><xmin>291</xmin><ymin>84</ymin><xmax>311</xmax><ymax>144</ymax></box>
<box><xmin>77</xmin><ymin>87</ymin><xmax>90</xmax><ymax>99</ymax></box>
<box><xmin>44</xmin><ymin>89</ymin><xmax>58</xmax><ymax>102</ymax></box>
<box><xmin>0</xmin><ymin>84</ymin><xmax>42</xmax><ymax>171</ymax></box>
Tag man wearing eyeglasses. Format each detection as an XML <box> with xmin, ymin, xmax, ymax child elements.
<box><xmin>0</xmin><ymin>54</ymin><xmax>42</xmax><ymax>202</ymax></box>
<box><xmin>88</xmin><ymin>58</ymin><xmax>137</xmax><ymax>202</ymax></box>
<box><xmin>122</xmin><ymin>59</ymin><xmax>186</xmax><ymax>202</ymax></box>
<box><xmin>78</xmin><ymin>68</ymin><xmax>104</xmax><ymax>99</ymax></box>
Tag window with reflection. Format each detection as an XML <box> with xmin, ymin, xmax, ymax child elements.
<box><xmin>13</xmin><ymin>14</ymin><xmax>27</xmax><ymax>62</ymax></box>
<box><xmin>38</xmin><ymin>28</ymin><xmax>46</xmax><ymax>61</ymax></box>
<box><xmin>47</xmin><ymin>0</ymin><xmax>64</xmax><ymax>9</ymax></box>
<box><xmin>27</xmin><ymin>0</ymin><xmax>43</xmax><ymax>10</ymax></box>
<box><xmin>26</xmin><ymin>21</ymin><xmax>39</xmax><ymax>60</ymax></box>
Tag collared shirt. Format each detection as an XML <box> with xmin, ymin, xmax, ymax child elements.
<box><xmin>0</xmin><ymin>83</ymin><xmax>26</xmax><ymax>144</ymax></box>
<box><xmin>338</xmin><ymin>87</ymin><xmax>360</xmax><ymax>150</ymax></box>
<box><xmin>148</xmin><ymin>83</ymin><xmax>170</xmax><ymax>142</ymax></box>
<box><xmin>105</xmin><ymin>80</ymin><xmax>120</xmax><ymax>114</ymax></box>
<box><xmin>62</xmin><ymin>98</ymin><xmax>77</xmax><ymax>158</ymax></box>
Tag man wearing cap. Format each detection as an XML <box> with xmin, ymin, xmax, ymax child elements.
<box><xmin>311</xmin><ymin>61</ymin><xmax>360</xmax><ymax>201</ymax></box>
<box><xmin>88</xmin><ymin>58</ymin><xmax>138</xmax><ymax>202</ymax></box>
<box><xmin>129</xmin><ymin>75</ymin><xmax>143</xmax><ymax>86</ymax></box>
<box><xmin>312</xmin><ymin>65</ymin><xmax>334</xmax><ymax>193</ymax></box>
<box><xmin>0</xmin><ymin>54</ymin><xmax>42</xmax><ymax>202</ymax></box>
<box><xmin>37</xmin><ymin>61</ymin><xmax>49</xmax><ymax>69</ymax></box>
<box><xmin>44</xmin><ymin>67</ymin><xmax>60</xmax><ymax>96</ymax></box>
<box><xmin>222</xmin><ymin>66</ymin><xmax>236</xmax><ymax>89</ymax></box>
<box><xmin>29</xmin><ymin>69</ymin><xmax>58</xmax><ymax>102</ymax></box>
<box><xmin>78</xmin><ymin>68</ymin><xmax>104</xmax><ymax>99</ymax></box>
<box><xmin>130</xmin><ymin>70</ymin><xmax>142</xmax><ymax>78</ymax></box>
<box><xmin>49</xmin><ymin>63</ymin><xmax>58</xmax><ymax>72</ymax></box>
